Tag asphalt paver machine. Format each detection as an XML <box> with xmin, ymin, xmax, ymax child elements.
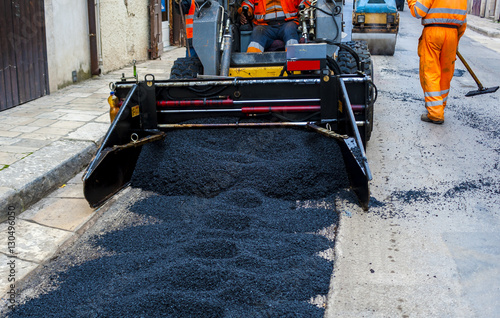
<box><xmin>83</xmin><ymin>0</ymin><xmax>377</xmax><ymax>210</ymax></box>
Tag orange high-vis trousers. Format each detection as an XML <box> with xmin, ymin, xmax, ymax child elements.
<box><xmin>418</xmin><ymin>26</ymin><xmax>458</xmax><ymax>121</ymax></box>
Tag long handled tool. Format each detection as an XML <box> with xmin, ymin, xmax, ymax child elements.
<box><xmin>457</xmin><ymin>50</ymin><xmax>499</xmax><ymax>97</ymax></box>
<box><xmin>178</xmin><ymin>0</ymin><xmax>191</xmax><ymax>57</ymax></box>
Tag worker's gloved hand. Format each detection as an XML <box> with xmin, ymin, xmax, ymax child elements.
<box><xmin>238</xmin><ymin>6</ymin><xmax>253</xmax><ymax>25</ymax></box>
<box><xmin>240</xmin><ymin>14</ymin><xmax>248</xmax><ymax>24</ymax></box>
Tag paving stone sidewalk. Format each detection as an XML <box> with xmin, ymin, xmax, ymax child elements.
<box><xmin>0</xmin><ymin>47</ymin><xmax>184</xmax><ymax>303</ymax></box>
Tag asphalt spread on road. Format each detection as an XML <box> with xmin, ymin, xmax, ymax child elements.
<box><xmin>9</xmin><ymin>120</ymin><xmax>351</xmax><ymax>317</ymax></box>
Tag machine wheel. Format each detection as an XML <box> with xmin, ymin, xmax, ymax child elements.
<box><xmin>170</xmin><ymin>57</ymin><xmax>203</xmax><ymax>79</ymax></box>
<box><xmin>337</xmin><ymin>41</ymin><xmax>374</xmax><ymax>146</ymax></box>
<box><xmin>338</xmin><ymin>41</ymin><xmax>373</xmax><ymax>79</ymax></box>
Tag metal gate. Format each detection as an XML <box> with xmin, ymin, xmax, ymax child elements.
<box><xmin>0</xmin><ymin>0</ymin><xmax>49</xmax><ymax>111</ymax></box>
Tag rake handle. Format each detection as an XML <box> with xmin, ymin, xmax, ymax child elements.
<box><xmin>178</xmin><ymin>2</ymin><xmax>191</xmax><ymax>58</ymax></box>
<box><xmin>456</xmin><ymin>50</ymin><xmax>484</xmax><ymax>91</ymax></box>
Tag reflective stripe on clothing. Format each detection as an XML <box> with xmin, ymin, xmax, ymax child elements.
<box><xmin>255</xmin><ymin>12</ymin><xmax>297</xmax><ymax>21</ymax></box>
<box><xmin>186</xmin><ymin>13</ymin><xmax>194</xmax><ymax>29</ymax></box>
<box><xmin>247</xmin><ymin>41</ymin><xmax>265</xmax><ymax>52</ymax></box>
<box><xmin>422</xmin><ymin>18</ymin><xmax>465</xmax><ymax>25</ymax></box>
<box><xmin>408</xmin><ymin>0</ymin><xmax>467</xmax><ymax>27</ymax></box>
<box><xmin>413</xmin><ymin>2</ymin><xmax>428</xmax><ymax>17</ymax></box>
<box><xmin>255</xmin><ymin>11</ymin><xmax>286</xmax><ymax>20</ymax></box>
<box><xmin>243</xmin><ymin>0</ymin><xmax>254</xmax><ymax>9</ymax></box>
<box><xmin>424</xmin><ymin>89</ymin><xmax>449</xmax><ymax>97</ymax></box>
<box><xmin>425</xmin><ymin>100</ymin><xmax>443</xmax><ymax>107</ymax></box>
<box><xmin>242</xmin><ymin>0</ymin><xmax>300</xmax><ymax>25</ymax></box>
<box><xmin>267</xmin><ymin>5</ymin><xmax>283</xmax><ymax>11</ymax></box>
<box><xmin>428</xmin><ymin>8</ymin><xmax>466</xmax><ymax>15</ymax></box>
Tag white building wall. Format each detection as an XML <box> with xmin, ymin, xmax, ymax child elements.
<box><xmin>44</xmin><ymin>0</ymin><xmax>91</xmax><ymax>92</ymax></box>
<box><xmin>99</xmin><ymin>0</ymin><xmax>150</xmax><ymax>73</ymax></box>
<box><xmin>43</xmin><ymin>0</ymin><xmax>151</xmax><ymax>93</ymax></box>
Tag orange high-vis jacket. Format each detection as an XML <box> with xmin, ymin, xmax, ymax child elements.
<box><xmin>408</xmin><ymin>0</ymin><xmax>467</xmax><ymax>38</ymax></box>
<box><xmin>185</xmin><ymin>0</ymin><xmax>196</xmax><ymax>39</ymax></box>
<box><xmin>240</xmin><ymin>0</ymin><xmax>301</xmax><ymax>25</ymax></box>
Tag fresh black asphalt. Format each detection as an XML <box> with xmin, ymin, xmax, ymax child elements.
<box><xmin>9</xmin><ymin>121</ymin><xmax>350</xmax><ymax>317</ymax></box>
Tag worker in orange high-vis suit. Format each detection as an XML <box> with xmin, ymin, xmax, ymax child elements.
<box><xmin>239</xmin><ymin>0</ymin><xmax>300</xmax><ymax>53</ymax></box>
<box><xmin>176</xmin><ymin>0</ymin><xmax>197</xmax><ymax>57</ymax></box>
<box><xmin>408</xmin><ymin>0</ymin><xmax>467</xmax><ymax>124</ymax></box>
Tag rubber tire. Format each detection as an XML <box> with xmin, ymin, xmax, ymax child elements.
<box><xmin>338</xmin><ymin>41</ymin><xmax>373</xmax><ymax>80</ymax></box>
<box><xmin>170</xmin><ymin>57</ymin><xmax>203</xmax><ymax>79</ymax></box>
<box><xmin>337</xmin><ymin>40</ymin><xmax>374</xmax><ymax>146</ymax></box>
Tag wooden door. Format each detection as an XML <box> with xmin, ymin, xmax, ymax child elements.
<box><xmin>472</xmin><ymin>0</ymin><xmax>481</xmax><ymax>15</ymax></box>
<box><xmin>168</xmin><ymin>0</ymin><xmax>185</xmax><ymax>46</ymax></box>
<box><xmin>0</xmin><ymin>0</ymin><xmax>49</xmax><ymax>111</ymax></box>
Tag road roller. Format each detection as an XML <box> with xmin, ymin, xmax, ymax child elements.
<box><xmin>351</xmin><ymin>0</ymin><xmax>399</xmax><ymax>55</ymax></box>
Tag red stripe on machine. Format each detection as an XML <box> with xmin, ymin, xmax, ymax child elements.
<box><xmin>241</xmin><ymin>105</ymin><xmax>321</xmax><ymax>113</ymax></box>
<box><xmin>351</xmin><ymin>105</ymin><xmax>365</xmax><ymax>112</ymax></box>
<box><xmin>286</xmin><ymin>60</ymin><xmax>321</xmax><ymax>71</ymax></box>
<box><xmin>157</xmin><ymin>100</ymin><xmax>233</xmax><ymax>107</ymax></box>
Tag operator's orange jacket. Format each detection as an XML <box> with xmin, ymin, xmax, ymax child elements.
<box><xmin>240</xmin><ymin>0</ymin><xmax>301</xmax><ymax>25</ymax></box>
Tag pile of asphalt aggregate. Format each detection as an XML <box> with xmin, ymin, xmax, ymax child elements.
<box><xmin>9</xmin><ymin>120</ymin><xmax>350</xmax><ymax>317</ymax></box>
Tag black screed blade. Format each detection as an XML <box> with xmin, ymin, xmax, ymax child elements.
<box><xmin>335</xmin><ymin>137</ymin><xmax>370</xmax><ymax>211</ymax></box>
<box><xmin>465</xmin><ymin>86</ymin><xmax>499</xmax><ymax>97</ymax></box>
<box><xmin>83</xmin><ymin>146</ymin><xmax>143</xmax><ymax>208</ymax></box>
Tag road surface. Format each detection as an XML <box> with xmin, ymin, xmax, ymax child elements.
<box><xmin>327</xmin><ymin>5</ymin><xmax>500</xmax><ymax>318</ymax></box>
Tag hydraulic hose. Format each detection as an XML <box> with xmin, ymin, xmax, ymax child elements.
<box><xmin>338</xmin><ymin>43</ymin><xmax>362</xmax><ymax>72</ymax></box>
<box><xmin>326</xmin><ymin>55</ymin><xmax>341</xmax><ymax>75</ymax></box>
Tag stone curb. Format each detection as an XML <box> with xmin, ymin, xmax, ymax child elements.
<box><xmin>0</xmin><ymin>142</ymin><xmax>97</xmax><ymax>223</ymax></box>
<box><xmin>468</xmin><ymin>23</ymin><xmax>500</xmax><ymax>38</ymax></box>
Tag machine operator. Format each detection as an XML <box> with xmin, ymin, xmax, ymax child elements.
<box><xmin>239</xmin><ymin>0</ymin><xmax>301</xmax><ymax>53</ymax></box>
